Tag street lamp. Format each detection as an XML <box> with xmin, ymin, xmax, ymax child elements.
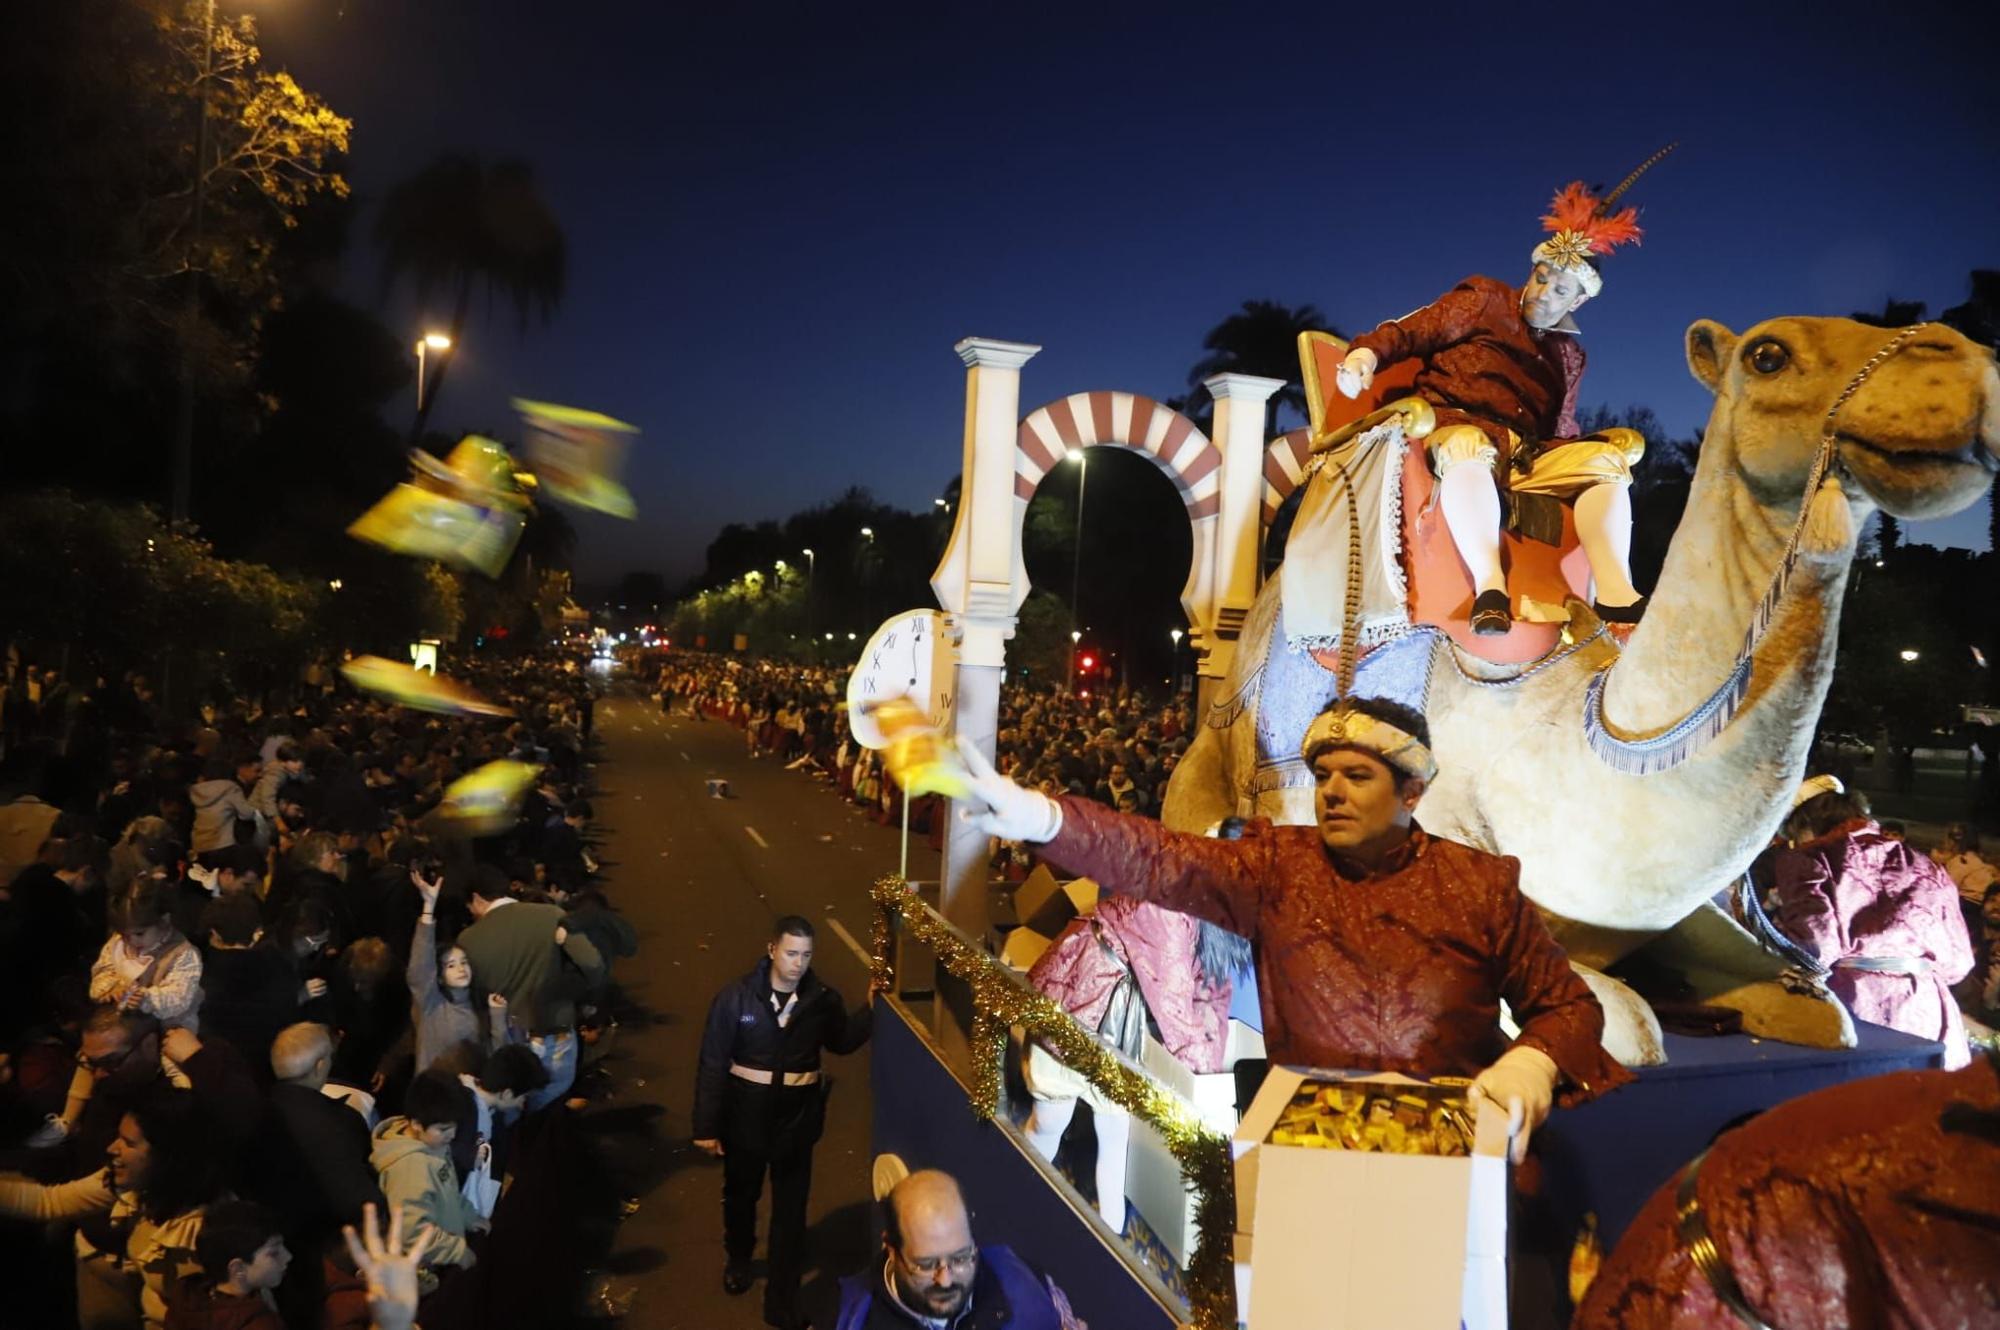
<box><xmin>1169</xmin><ymin>627</ymin><xmax>1183</xmax><ymax>694</ymax></box>
<box><xmin>801</xmin><ymin>548</ymin><xmax>816</xmax><ymax>641</ymax></box>
<box><xmin>1065</xmin><ymin>449</ymin><xmax>1088</xmax><ymax>654</ymax></box>
<box><xmin>1068</xmin><ymin>628</ymin><xmax>1083</xmax><ymax>694</ymax></box>
<box><xmin>1899</xmin><ymin>649</ymin><xmax>1920</xmax><ymax>662</ymax></box>
<box><xmin>774</xmin><ymin>559</ymin><xmax>787</xmax><ymax>572</ymax></box>
<box><xmin>414</xmin><ymin>332</ymin><xmax>452</xmax><ymax>413</ymax></box>
<box><xmin>860</xmin><ymin>526</ymin><xmax>874</xmax><ymax>539</ymax></box>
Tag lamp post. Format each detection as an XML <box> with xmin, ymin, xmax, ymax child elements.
<box><xmin>1069</xmin><ymin>628</ymin><xmax>1083</xmax><ymax>694</ymax></box>
<box><xmin>414</xmin><ymin>331</ymin><xmax>452</xmax><ymax>414</ymax></box>
<box><xmin>801</xmin><ymin>548</ymin><xmax>816</xmax><ymax>649</ymax></box>
<box><xmin>1065</xmin><ymin>449</ymin><xmax>1088</xmax><ymax>647</ymax></box>
<box><xmin>1169</xmin><ymin>627</ymin><xmax>1183</xmax><ymax>694</ymax></box>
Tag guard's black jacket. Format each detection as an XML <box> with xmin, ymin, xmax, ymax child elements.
<box><xmin>693</xmin><ymin>959</ymin><xmax>872</xmax><ymax>1143</ymax></box>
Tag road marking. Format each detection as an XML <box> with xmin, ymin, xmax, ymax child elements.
<box><xmin>680</xmin><ymin>752</ymin><xmax>691</xmax><ymax>762</ymax></box>
<box><xmin>744</xmin><ymin>826</ymin><xmax>770</xmax><ymax>849</ymax></box>
<box><xmin>823</xmin><ymin>915</ymin><xmax>872</xmax><ymax>967</ymax></box>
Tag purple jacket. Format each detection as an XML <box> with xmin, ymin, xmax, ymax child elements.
<box><xmin>1774</xmin><ymin>820</ymin><xmax>1975</xmax><ymax>1067</ymax></box>
<box><xmin>1026</xmin><ymin>896</ymin><xmax>1232</xmax><ymax>1073</ymax></box>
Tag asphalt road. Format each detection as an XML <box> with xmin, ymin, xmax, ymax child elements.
<box><xmin>581</xmin><ymin>685</ymin><xmax>914</xmax><ymax>1329</ymax></box>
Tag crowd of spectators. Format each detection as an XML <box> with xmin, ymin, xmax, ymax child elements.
<box><xmin>652</xmin><ymin>652</ymin><xmax>1194</xmax><ymax>838</ymax></box>
<box><xmin>0</xmin><ymin>649</ymin><xmax>635</xmax><ymax>1330</ymax></box>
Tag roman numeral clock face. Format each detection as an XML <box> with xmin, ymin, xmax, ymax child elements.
<box><xmin>846</xmin><ymin>610</ymin><xmax>952</xmax><ymax>748</ymax></box>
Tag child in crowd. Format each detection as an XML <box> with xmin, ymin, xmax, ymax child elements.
<box><xmin>369</xmin><ymin>1068</ymin><xmax>483</xmax><ymax>1293</ymax></box>
<box><xmin>33</xmin><ymin>879</ymin><xmax>203</xmax><ymax>1146</ymax></box>
<box><xmin>164</xmin><ymin>1199</ymin><xmax>292</xmax><ymax>1330</ymax></box>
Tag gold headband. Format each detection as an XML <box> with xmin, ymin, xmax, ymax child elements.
<box><xmin>1300</xmin><ymin>706</ymin><xmax>1437</xmax><ymax>784</ymax></box>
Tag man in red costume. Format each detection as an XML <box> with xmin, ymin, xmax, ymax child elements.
<box><xmin>1336</xmin><ymin>167</ymin><xmax>1668</xmax><ymax>635</ymax></box>
<box><xmin>1574</xmin><ymin>1051</ymin><xmax>2000</xmax><ymax>1329</ymax></box>
<box><xmin>957</xmin><ymin>696</ymin><xmax>1630</xmax><ymax>1163</ymax></box>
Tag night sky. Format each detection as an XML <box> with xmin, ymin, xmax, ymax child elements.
<box><xmin>256</xmin><ymin>1</ymin><xmax>2000</xmax><ymax>585</ymax></box>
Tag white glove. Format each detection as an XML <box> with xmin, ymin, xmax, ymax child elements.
<box><xmin>955</xmin><ymin>737</ymin><xmax>1064</xmax><ymax>843</ymax></box>
<box><xmin>1334</xmin><ymin>346</ymin><xmax>1378</xmax><ymax>399</ymax></box>
<box><xmin>1469</xmin><ymin>1044</ymin><xmax>1558</xmax><ymax>1164</ymax></box>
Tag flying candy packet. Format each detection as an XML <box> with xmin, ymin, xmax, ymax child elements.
<box><xmin>513</xmin><ymin>398</ymin><xmax>638</xmax><ymax>519</ymax></box>
<box><xmin>430</xmin><ymin>759</ymin><xmax>541</xmax><ymax>837</ymax></box>
<box><xmin>872</xmin><ymin>697</ymin><xmax>971</xmax><ymax>800</ymax></box>
<box><xmin>347</xmin><ymin>436</ymin><xmax>531</xmax><ymax>577</ymax></box>
<box><xmin>340</xmin><ymin>656</ymin><xmax>514</xmax><ymax>718</ymax></box>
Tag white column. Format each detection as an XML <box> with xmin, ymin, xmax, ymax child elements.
<box><xmin>931</xmin><ymin>337</ymin><xmax>1039</xmax><ymax>946</ymax></box>
<box><xmin>1197</xmin><ymin>372</ymin><xmax>1283</xmax><ymax>712</ymax></box>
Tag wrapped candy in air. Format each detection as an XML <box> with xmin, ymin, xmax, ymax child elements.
<box><xmin>347</xmin><ymin>436</ymin><xmax>532</xmax><ymax>577</ymax></box>
<box><xmin>513</xmin><ymin>398</ymin><xmax>638</xmax><ymax>519</ymax></box>
<box><xmin>871</xmin><ymin>697</ymin><xmax>970</xmax><ymax>800</ymax></box>
<box><xmin>340</xmin><ymin>656</ymin><xmax>514</xmax><ymax>718</ymax></box>
<box><xmin>430</xmin><ymin>760</ymin><xmax>541</xmax><ymax>837</ymax></box>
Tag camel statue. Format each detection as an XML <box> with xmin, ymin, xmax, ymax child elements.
<box><xmin>1162</xmin><ymin>316</ymin><xmax>2000</xmax><ymax>1063</ymax></box>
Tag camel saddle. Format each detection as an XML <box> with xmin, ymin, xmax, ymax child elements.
<box><xmin>1297</xmin><ymin>330</ymin><xmax>1594</xmax><ymax>668</ymax></box>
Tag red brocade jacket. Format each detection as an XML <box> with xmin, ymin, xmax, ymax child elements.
<box><xmin>1040</xmin><ymin>799</ymin><xmax>1631</xmax><ymax>1105</ymax></box>
<box><xmin>1346</xmin><ymin>274</ymin><xmax>1586</xmax><ymax>448</ymax></box>
<box><xmin>1574</xmin><ymin>1054</ymin><xmax>2000</xmax><ymax>1330</ymax></box>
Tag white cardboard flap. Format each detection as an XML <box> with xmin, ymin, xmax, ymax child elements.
<box><xmin>1233</xmin><ymin>1066</ymin><xmax>1509</xmax><ymax>1330</ymax></box>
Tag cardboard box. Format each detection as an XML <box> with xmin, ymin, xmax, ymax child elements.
<box><xmin>995</xmin><ymin>867</ymin><xmax>1099</xmax><ymax>972</ymax></box>
<box><xmin>1232</xmin><ymin>1067</ymin><xmax>1508</xmax><ymax>1330</ymax></box>
<box><xmin>1007</xmin><ymin>865</ymin><xmax>1098</xmax><ymax>937</ymax></box>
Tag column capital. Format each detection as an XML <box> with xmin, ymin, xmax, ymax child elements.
<box><xmin>955</xmin><ymin>337</ymin><xmax>1041</xmax><ymax>370</ymax></box>
<box><xmin>1203</xmin><ymin>371</ymin><xmax>1286</xmax><ymax>402</ymax></box>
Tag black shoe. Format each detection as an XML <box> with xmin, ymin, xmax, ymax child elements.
<box><xmin>724</xmin><ymin>1263</ymin><xmax>754</xmax><ymax>1296</ymax></box>
<box><xmin>1593</xmin><ymin>595</ymin><xmax>1648</xmax><ymax>624</ymax></box>
<box><xmin>1469</xmin><ymin>589</ymin><xmax>1512</xmax><ymax>637</ymax></box>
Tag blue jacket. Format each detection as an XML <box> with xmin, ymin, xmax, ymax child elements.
<box><xmin>692</xmin><ymin>959</ymin><xmax>870</xmax><ymax>1141</ymax></box>
<box><xmin>834</xmin><ymin>1245</ymin><xmax>1069</xmax><ymax>1330</ymax></box>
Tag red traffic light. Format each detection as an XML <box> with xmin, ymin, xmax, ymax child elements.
<box><xmin>1079</xmin><ymin>653</ymin><xmax>1096</xmax><ymax>670</ymax></box>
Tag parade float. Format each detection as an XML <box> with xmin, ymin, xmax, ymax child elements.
<box><xmin>853</xmin><ymin>195</ymin><xmax>2000</xmax><ymax>1324</ymax></box>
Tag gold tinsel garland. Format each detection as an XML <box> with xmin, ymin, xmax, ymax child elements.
<box><xmin>870</xmin><ymin>874</ymin><xmax>1237</xmax><ymax>1330</ymax></box>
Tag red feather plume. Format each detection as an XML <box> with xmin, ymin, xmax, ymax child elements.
<box><xmin>1540</xmin><ymin>181</ymin><xmax>1644</xmax><ymax>256</ymax></box>
<box><xmin>1541</xmin><ymin>182</ymin><xmax>1600</xmax><ymax>236</ymax></box>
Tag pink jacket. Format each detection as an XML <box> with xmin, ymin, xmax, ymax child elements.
<box><xmin>1027</xmin><ymin>895</ymin><xmax>1233</xmax><ymax>1074</ymax></box>
<box><xmin>1774</xmin><ymin>821</ymin><xmax>1975</xmax><ymax>1068</ymax></box>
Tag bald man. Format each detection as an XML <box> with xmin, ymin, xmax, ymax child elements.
<box><xmin>832</xmin><ymin>1168</ymin><xmax>1085</xmax><ymax>1330</ymax></box>
<box><xmin>246</xmin><ymin>1023</ymin><xmax>385</xmax><ymax>1326</ymax></box>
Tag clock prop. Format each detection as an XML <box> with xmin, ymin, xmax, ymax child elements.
<box><xmin>846</xmin><ymin>610</ymin><xmax>966</xmax><ymax>799</ymax></box>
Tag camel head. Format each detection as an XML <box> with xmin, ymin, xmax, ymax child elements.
<box><xmin>1686</xmin><ymin>316</ymin><xmax>2000</xmax><ymax>524</ymax></box>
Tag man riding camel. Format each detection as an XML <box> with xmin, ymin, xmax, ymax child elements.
<box><xmin>1335</xmin><ymin>150</ymin><xmax>1673</xmax><ymax>635</ymax></box>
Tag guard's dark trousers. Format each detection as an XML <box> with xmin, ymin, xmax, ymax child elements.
<box><xmin>721</xmin><ymin>1078</ymin><xmax>827</xmax><ymax>1326</ymax></box>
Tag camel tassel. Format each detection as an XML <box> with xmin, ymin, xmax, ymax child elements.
<box><xmin>1801</xmin><ymin>473</ymin><xmax>1853</xmax><ymax>557</ymax></box>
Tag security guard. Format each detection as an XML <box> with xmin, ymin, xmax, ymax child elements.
<box><xmin>693</xmin><ymin>915</ymin><xmax>876</xmax><ymax>1329</ymax></box>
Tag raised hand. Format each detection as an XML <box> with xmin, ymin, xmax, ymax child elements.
<box><xmin>342</xmin><ymin>1200</ymin><xmax>434</xmax><ymax>1330</ymax></box>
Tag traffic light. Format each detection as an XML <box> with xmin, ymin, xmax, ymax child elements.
<box><xmin>1079</xmin><ymin>653</ymin><xmax>1096</xmax><ymax>671</ymax></box>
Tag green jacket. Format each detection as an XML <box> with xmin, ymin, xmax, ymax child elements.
<box><xmin>370</xmin><ymin>1118</ymin><xmax>477</xmax><ymax>1275</ymax></box>
<box><xmin>457</xmin><ymin>899</ymin><xmax>605</xmax><ymax>1033</ymax></box>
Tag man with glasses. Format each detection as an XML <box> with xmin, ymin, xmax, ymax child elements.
<box><xmin>46</xmin><ymin>1007</ymin><xmax>259</xmax><ymax>1184</ymax></box>
<box><xmin>833</xmin><ymin>1168</ymin><xmax>1084</xmax><ymax>1330</ymax></box>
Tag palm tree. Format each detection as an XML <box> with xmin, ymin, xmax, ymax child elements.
<box><xmin>1183</xmin><ymin>300</ymin><xmax>1339</xmax><ymax>441</ymax></box>
<box><xmin>374</xmin><ymin>154</ymin><xmax>566</xmax><ymax>438</ymax></box>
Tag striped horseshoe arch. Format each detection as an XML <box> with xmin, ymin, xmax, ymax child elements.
<box><xmin>1261</xmin><ymin>427</ymin><xmax>1314</xmax><ymax>527</ymax></box>
<box><xmin>1015</xmin><ymin>391</ymin><xmax>1221</xmax><ymax>518</ymax></box>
